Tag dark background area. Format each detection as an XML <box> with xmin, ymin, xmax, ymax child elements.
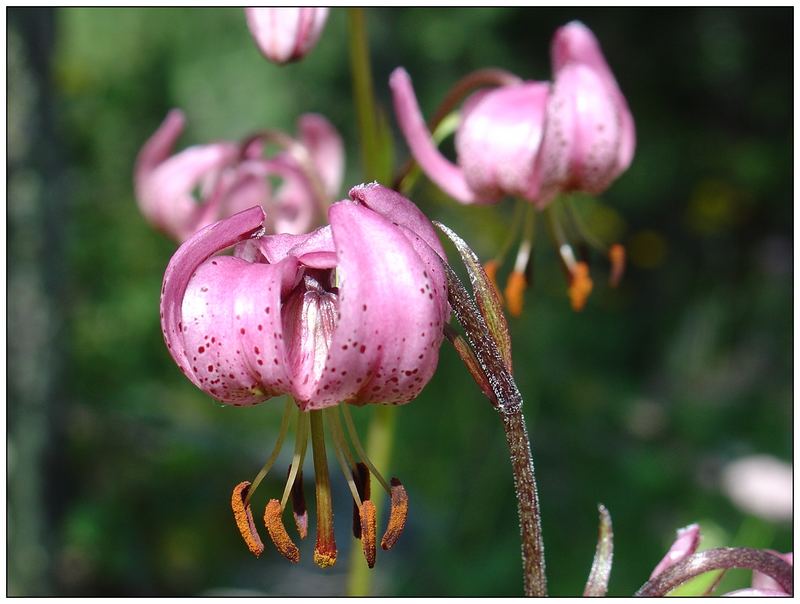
<box><xmin>8</xmin><ymin>7</ymin><xmax>792</xmax><ymax>596</ymax></box>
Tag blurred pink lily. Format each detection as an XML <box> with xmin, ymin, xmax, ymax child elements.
<box><xmin>245</xmin><ymin>7</ymin><xmax>329</xmax><ymax>64</ymax></box>
<box><xmin>134</xmin><ymin>109</ymin><xmax>343</xmax><ymax>242</ymax></box>
<box><xmin>160</xmin><ymin>183</ymin><xmax>447</xmax><ymax>568</ymax></box>
<box><xmin>390</xmin><ymin>21</ymin><xmax>633</xmax><ymax>316</ymax></box>
<box><xmin>648</xmin><ymin>524</ymin><xmax>793</xmax><ymax>596</ymax></box>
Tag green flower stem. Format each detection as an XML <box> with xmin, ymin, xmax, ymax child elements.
<box><xmin>347</xmin><ymin>8</ymin><xmax>381</xmax><ymax>182</ymax></box>
<box><xmin>345</xmin><ymin>405</ymin><xmax>396</xmax><ymax>595</ymax></box>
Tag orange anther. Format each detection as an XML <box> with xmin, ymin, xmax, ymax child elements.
<box><xmin>360</xmin><ymin>500</ymin><xmax>377</xmax><ymax>568</ymax></box>
<box><xmin>231</xmin><ymin>481</ymin><xmax>265</xmax><ymax>557</ymax></box>
<box><xmin>608</xmin><ymin>244</ymin><xmax>625</xmax><ymax>288</ymax></box>
<box><xmin>264</xmin><ymin>499</ymin><xmax>300</xmax><ymax>563</ymax></box>
<box><xmin>483</xmin><ymin>259</ymin><xmax>504</xmax><ymax>302</ymax></box>
<box><xmin>381</xmin><ymin>478</ymin><xmax>409</xmax><ymax>551</ymax></box>
<box><xmin>503</xmin><ymin>270</ymin><xmax>527</xmax><ymax>317</ymax></box>
<box><xmin>569</xmin><ymin>262</ymin><xmax>594</xmax><ymax>311</ymax></box>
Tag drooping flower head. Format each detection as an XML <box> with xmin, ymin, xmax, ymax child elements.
<box><xmin>160</xmin><ymin>183</ymin><xmax>448</xmax><ymax>567</ymax></box>
<box><xmin>390</xmin><ymin>21</ymin><xmax>635</xmax><ymax>315</ymax></box>
<box><xmin>245</xmin><ymin>7</ymin><xmax>329</xmax><ymax>65</ymax></box>
<box><xmin>134</xmin><ymin>109</ymin><xmax>343</xmax><ymax>242</ymax></box>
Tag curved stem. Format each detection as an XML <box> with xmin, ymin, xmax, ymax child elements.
<box><xmin>635</xmin><ymin>547</ymin><xmax>794</xmax><ymax>597</ymax></box>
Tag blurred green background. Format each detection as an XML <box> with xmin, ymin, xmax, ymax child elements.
<box><xmin>8</xmin><ymin>7</ymin><xmax>792</xmax><ymax>597</ymax></box>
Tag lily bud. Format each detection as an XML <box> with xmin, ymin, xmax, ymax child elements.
<box><xmin>245</xmin><ymin>8</ymin><xmax>329</xmax><ymax>65</ymax></box>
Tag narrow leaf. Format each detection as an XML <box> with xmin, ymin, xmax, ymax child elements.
<box><xmin>583</xmin><ymin>504</ymin><xmax>614</xmax><ymax>596</ymax></box>
<box><xmin>444</xmin><ymin>324</ymin><xmax>497</xmax><ymax>406</ymax></box>
<box><xmin>435</xmin><ymin>221</ymin><xmax>513</xmax><ymax>373</ymax></box>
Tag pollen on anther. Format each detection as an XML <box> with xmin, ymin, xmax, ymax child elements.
<box><xmin>381</xmin><ymin>478</ymin><xmax>409</xmax><ymax>551</ymax></box>
<box><xmin>264</xmin><ymin>499</ymin><xmax>300</xmax><ymax>563</ymax></box>
<box><xmin>360</xmin><ymin>500</ymin><xmax>377</xmax><ymax>568</ymax></box>
<box><xmin>231</xmin><ymin>481</ymin><xmax>265</xmax><ymax>557</ymax></box>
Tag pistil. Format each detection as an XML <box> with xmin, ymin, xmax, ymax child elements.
<box><xmin>309</xmin><ymin>410</ymin><xmax>337</xmax><ymax>568</ymax></box>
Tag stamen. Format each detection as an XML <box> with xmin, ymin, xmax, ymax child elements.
<box><xmin>483</xmin><ymin>259</ymin><xmax>503</xmax><ymax>302</ymax></box>
<box><xmin>569</xmin><ymin>261</ymin><xmax>594</xmax><ymax>312</ymax></box>
<box><xmin>245</xmin><ymin>397</ymin><xmax>294</xmax><ymax>506</ymax></box>
<box><xmin>264</xmin><ymin>498</ymin><xmax>300</xmax><ymax>563</ymax></box>
<box><xmin>231</xmin><ymin>481</ymin><xmax>265</xmax><ymax>557</ymax></box>
<box><xmin>309</xmin><ymin>410</ymin><xmax>337</xmax><ymax>568</ymax></box>
<box><xmin>340</xmin><ymin>405</ymin><xmax>391</xmax><ymax>495</ymax></box>
<box><xmin>608</xmin><ymin>243</ymin><xmax>625</xmax><ymax>288</ymax></box>
<box><xmin>324</xmin><ymin>408</ymin><xmax>363</xmax><ymax>509</ymax></box>
<box><xmin>352</xmin><ymin>462</ymin><xmax>371</xmax><ymax>539</ymax></box>
<box><xmin>381</xmin><ymin>478</ymin><xmax>409</xmax><ymax>551</ymax></box>
<box><xmin>360</xmin><ymin>500</ymin><xmax>377</xmax><ymax>568</ymax></box>
<box><xmin>503</xmin><ymin>204</ymin><xmax>536</xmax><ymax>317</ymax></box>
<box><xmin>504</xmin><ymin>270</ymin><xmax>527</xmax><ymax>318</ymax></box>
<box><xmin>289</xmin><ymin>469</ymin><xmax>308</xmax><ymax>539</ymax></box>
<box><xmin>279</xmin><ymin>409</ymin><xmax>309</xmax><ymax>511</ymax></box>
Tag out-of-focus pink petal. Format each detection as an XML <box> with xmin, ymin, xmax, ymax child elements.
<box><xmin>160</xmin><ymin>206</ymin><xmax>268</xmax><ymax>392</ymax></box>
<box><xmin>551</xmin><ymin>20</ymin><xmax>636</xmax><ymax>178</ymax></box>
<box><xmin>245</xmin><ymin>8</ymin><xmax>329</xmax><ymax>64</ymax></box>
<box><xmin>722</xmin><ymin>588</ymin><xmax>789</xmax><ymax>597</ymax></box>
<box><xmin>298</xmin><ymin>113</ymin><xmax>344</xmax><ymax>199</ymax></box>
<box><xmin>650</xmin><ymin>523</ymin><xmax>702</xmax><ymax>579</ymax></box>
<box><xmin>140</xmin><ymin>143</ymin><xmax>240</xmax><ymax>240</ymax></box>
<box><xmin>455</xmin><ymin>82</ymin><xmax>549</xmax><ymax>202</ymax></box>
<box><xmin>390</xmin><ymin>67</ymin><xmax>480</xmax><ymax>204</ymax></box>
<box><xmin>532</xmin><ymin>64</ymin><xmax>624</xmax><ymax>207</ymax></box>
<box><xmin>752</xmin><ymin>553</ymin><xmax>793</xmax><ymax>593</ymax></box>
<box><xmin>272</xmin><ymin>171</ymin><xmax>319</xmax><ymax>235</ymax></box>
<box><xmin>134</xmin><ymin>109</ymin><xmax>185</xmax><ymax>184</ymax></box>
<box><xmin>297</xmin><ymin>202</ymin><xmax>446</xmax><ymax>409</ymax></box>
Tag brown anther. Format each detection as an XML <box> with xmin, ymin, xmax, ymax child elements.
<box><xmin>503</xmin><ymin>270</ymin><xmax>527</xmax><ymax>317</ymax></box>
<box><xmin>608</xmin><ymin>244</ymin><xmax>626</xmax><ymax>288</ymax></box>
<box><xmin>352</xmin><ymin>462</ymin><xmax>371</xmax><ymax>539</ymax></box>
<box><xmin>568</xmin><ymin>261</ymin><xmax>594</xmax><ymax>311</ymax></box>
<box><xmin>360</xmin><ymin>500</ymin><xmax>377</xmax><ymax>568</ymax></box>
<box><xmin>381</xmin><ymin>478</ymin><xmax>409</xmax><ymax>551</ymax></box>
<box><xmin>289</xmin><ymin>468</ymin><xmax>308</xmax><ymax>539</ymax></box>
<box><xmin>231</xmin><ymin>481</ymin><xmax>265</xmax><ymax>557</ymax></box>
<box><xmin>264</xmin><ymin>499</ymin><xmax>300</xmax><ymax>563</ymax></box>
<box><xmin>483</xmin><ymin>259</ymin><xmax>504</xmax><ymax>302</ymax></box>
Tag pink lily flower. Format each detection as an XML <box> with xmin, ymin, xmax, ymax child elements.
<box><xmin>650</xmin><ymin>524</ymin><xmax>793</xmax><ymax>596</ymax></box>
<box><xmin>134</xmin><ymin>110</ymin><xmax>344</xmax><ymax>242</ymax></box>
<box><xmin>390</xmin><ymin>21</ymin><xmax>634</xmax><ymax>208</ymax></box>
<box><xmin>160</xmin><ymin>183</ymin><xmax>447</xmax><ymax>567</ymax></box>
<box><xmin>245</xmin><ymin>7</ymin><xmax>329</xmax><ymax>65</ymax></box>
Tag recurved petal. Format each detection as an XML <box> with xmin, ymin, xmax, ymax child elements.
<box><xmin>454</xmin><ymin>82</ymin><xmax>549</xmax><ymax>202</ymax></box>
<box><xmin>180</xmin><ymin>254</ymin><xmax>299</xmax><ymax>405</ymax></box>
<box><xmin>161</xmin><ymin>206</ymin><xmax>267</xmax><ymax>392</ymax></box>
<box><xmin>298</xmin><ymin>114</ymin><xmax>344</xmax><ymax>199</ymax></box>
<box><xmin>650</xmin><ymin>523</ymin><xmax>701</xmax><ymax>579</ymax></box>
<box><xmin>300</xmin><ymin>201</ymin><xmax>445</xmax><ymax>409</ymax></box>
<box><xmin>390</xmin><ymin>67</ymin><xmax>480</xmax><ymax>204</ymax></box>
<box><xmin>141</xmin><ymin>142</ymin><xmax>240</xmax><ymax>240</ymax></box>
<box><xmin>134</xmin><ymin>109</ymin><xmax>185</xmax><ymax>184</ymax></box>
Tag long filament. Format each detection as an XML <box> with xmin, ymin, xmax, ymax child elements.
<box><xmin>512</xmin><ymin>204</ymin><xmax>537</xmax><ymax>272</ymax></box>
<box><xmin>563</xmin><ymin>195</ymin><xmax>609</xmax><ymax>252</ymax></box>
<box><xmin>245</xmin><ymin>397</ymin><xmax>294</xmax><ymax>506</ymax></box>
<box><xmin>279</xmin><ymin>409</ymin><xmax>310</xmax><ymax>510</ymax></box>
<box><xmin>340</xmin><ymin>405</ymin><xmax>391</xmax><ymax>495</ymax></box>
<box><xmin>325</xmin><ymin>409</ymin><xmax>363</xmax><ymax>508</ymax></box>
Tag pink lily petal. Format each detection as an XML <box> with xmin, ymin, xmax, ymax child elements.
<box><xmin>134</xmin><ymin>108</ymin><xmax>185</xmax><ymax>184</ymax></box>
<box><xmin>296</xmin><ymin>201</ymin><xmax>446</xmax><ymax>409</ymax></box>
<box><xmin>245</xmin><ymin>8</ymin><xmax>329</xmax><ymax>64</ymax></box>
<box><xmin>722</xmin><ymin>588</ymin><xmax>790</xmax><ymax>597</ymax></box>
<box><xmin>348</xmin><ymin>183</ymin><xmax>449</xmax><ymax>319</ymax></box>
<box><xmin>455</xmin><ymin>82</ymin><xmax>550</xmax><ymax>201</ymax></box>
<box><xmin>390</xmin><ymin>67</ymin><xmax>481</xmax><ymax>204</ymax></box>
<box><xmin>161</xmin><ymin>206</ymin><xmax>268</xmax><ymax>394</ymax></box>
<box><xmin>752</xmin><ymin>553</ymin><xmax>793</xmax><ymax>593</ymax></box>
<box><xmin>650</xmin><ymin>523</ymin><xmax>702</xmax><ymax>579</ymax></box>
<box><xmin>272</xmin><ymin>169</ymin><xmax>319</xmax><ymax>235</ymax></box>
<box><xmin>533</xmin><ymin>63</ymin><xmax>622</xmax><ymax>205</ymax></box>
<box><xmin>551</xmin><ymin>21</ymin><xmax>636</xmax><ymax>176</ymax></box>
<box><xmin>298</xmin><ymin>113</ymin><xmax>344</xmax><ymax>199</ymax></box>
<box><xmin>259</xmin><ymin>226</ymin><xmax>334</xmax><ymax>265</ymax></box>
